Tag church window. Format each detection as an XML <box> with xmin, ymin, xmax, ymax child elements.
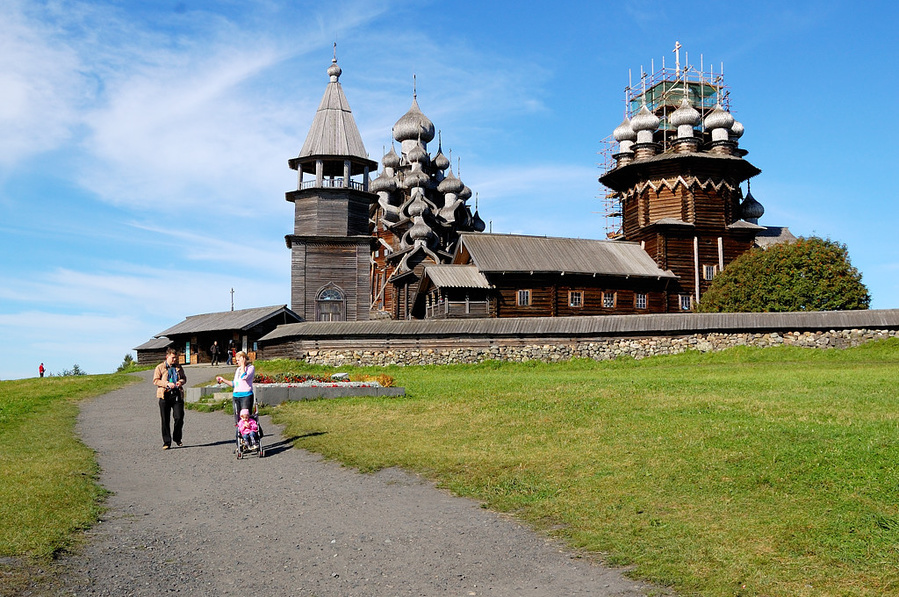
<box><xmin>569</xmin><ymin>291</ymin><xmax>583</xmax><ymax>308</ymax></box>
<box><xmin>602</xmin><ymin>292</ymin><xmax>616</xmax><ymax>308</ymax></box>
<box><xmin>703</xmin><ymin>265</ymin><xmax>717</xmax><ymax>280</ymax></box>
<box><xmin>316</xmin><ymin>287</ymin><xmax>345</xmax><ymax>321</ymax></box>
<box><xmin>635</xmin><ymin>293</ymin><xmax>647</xmax><ymax>309</ymax></box>
<box><xmin>517</xmin><ymin>289</ymin><xmax>532</xmax><ymax>306</ymax></box>
<box><xmin>679</xmin><ymin>294</ymin><xmax>693</xmax><ymax>311</ymax></box>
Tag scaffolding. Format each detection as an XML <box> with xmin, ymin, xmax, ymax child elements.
<box><xmin>598</xmin><ymin>46</ymin><xmax>732</xmax><ymax>238</ymax></box>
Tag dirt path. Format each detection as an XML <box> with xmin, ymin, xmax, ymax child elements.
<box><xmin>55</xmin><ymin>366</ymin><xmax>668</xmax><ymax>596</ymax></box>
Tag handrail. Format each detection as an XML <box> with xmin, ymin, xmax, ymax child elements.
<box><xmin>300</xmin><ymin>178</ymin><xmax>365</xmax><ymax>191</ymax></box>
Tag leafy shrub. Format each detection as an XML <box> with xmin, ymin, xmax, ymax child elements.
<box><xmin>698</xmin><ymin>236</ymin><xmax>870</xmax><ymax>312</ymax></box>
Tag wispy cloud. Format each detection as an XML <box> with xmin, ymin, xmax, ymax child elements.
<box><xmin>0</xmin><ymin>1</ymin><xmax>85</xmax><ymax>167</ymax></box>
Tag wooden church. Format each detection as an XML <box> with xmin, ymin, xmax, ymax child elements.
<box><xmin>285</xmin><ymin>47</ymin><xmax>784</xmax><ymax>321</ymax></box>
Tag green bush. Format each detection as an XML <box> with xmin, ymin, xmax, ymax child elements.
<box><xmin>698</xmin><ymin>236</ymin><xmax>870</xmax><ymax>312</ymax></box>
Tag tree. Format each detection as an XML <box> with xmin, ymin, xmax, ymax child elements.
<box><xmin>116</xmin><ymin>353</ymin><xmax>136</xmax><ymax>372</ymax></box>
<box><xmin>697</xmin><ymin>237</ymin><xmax>870</xmax><ymax>313</ymax></box>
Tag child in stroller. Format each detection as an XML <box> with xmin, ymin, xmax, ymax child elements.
<box><xmin>235</xmin><ymin>407</ymin><xmax>264</xmax><ymax>459</ymax></box>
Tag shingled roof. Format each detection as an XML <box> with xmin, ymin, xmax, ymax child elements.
<box><xmin>156</xmin><ymin>305</ymin><xmax>301</xmax><ymax>337</ymax></box>
<box><xmin>456</xmin><ymin>233</ymin><xmax>677</xmax><ymax>279</ymax></box>
<box><xmin>420</xmin><ymin>265</ymin><xmax>491</xmax><ymax>289</ymax></box>
<box><xmin>298</xmin><ymin>60</ymin><xmax>370</xmax><ymax>162</ymax></box>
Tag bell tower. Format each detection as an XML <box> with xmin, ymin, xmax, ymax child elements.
<box><xmin>285</xmin><ymin>50</ymin><xmax>378</xmax><ymax>321</ymax></box>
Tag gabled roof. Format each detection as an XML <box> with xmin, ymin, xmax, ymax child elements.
<box><xmin>298</xmin><ymin>64</ymin><xmax>369</xmax><ymax>162</ymax></box>
<box><xmin>755</xmin><ymin>226</ymin><xmax>798</xmax><ymax>248</ymax></box>
<box><xmin>156</xmin><ymin>305</ymin><xmax>301</xmax><ymax>337</ymax></box>
<box><xmin>727</xmin><ymin>220</ymin><xmax>766</xmax><ymax>231</ymax></box>
<box><xmin>420</xmin><ymin>265</ymin><xmax>491</xmax><ymax>289</ymax></box>
<box><xmin>134</xmin><ymin>337</ymin><xmax>173</xmax><ymax>351</ymax></box>
<box><xmin>456</xmin><ymin>233</ymin><xmax>677</xmax><ymax>279</ymax></box>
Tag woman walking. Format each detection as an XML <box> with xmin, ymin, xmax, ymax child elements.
<box><xmin>216</xmin><ymin>351</ymin><xmax>255</xmax><ymax>426</ymax></box>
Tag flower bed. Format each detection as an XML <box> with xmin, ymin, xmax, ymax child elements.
<box><xmin>254</xmin><ymin>372</ymin><xmax>395</xmax><ymax>387</ymax></box>
<box><xmin>186</xmin><ymin>372</ymin><xmax>402</xmax><ymax>404</ymax></box>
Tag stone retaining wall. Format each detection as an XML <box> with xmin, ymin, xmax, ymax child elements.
<box><xmin>297</xmin><ymin>328</ymin><xmax>899</xmax><ymax>367</ymax></box>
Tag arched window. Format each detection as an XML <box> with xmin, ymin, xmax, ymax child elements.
<box><xmin>315</xmin><ymin>286</ymin><xmax>345</xmax><ymax>321</ymax></box>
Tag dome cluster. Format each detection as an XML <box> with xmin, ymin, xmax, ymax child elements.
<box><xmin>612</xmin><ymin>98</ymin><xmax>745</xmax><ymax>161</ymax></box>
<box><xmin>374</xmin><ymin>96</ymin><xmax>486</xmax><ymax>274</ymax></box>
<box><xmin>607</xmin><ymin>90</ymin><xmax>762</xmax><ymax>223</ymax></box>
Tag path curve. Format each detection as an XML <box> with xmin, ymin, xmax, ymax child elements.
<box><xmin>57</xmin><ymin>366</ymin><xmax>667</xmax><ymax>596</ymax></box>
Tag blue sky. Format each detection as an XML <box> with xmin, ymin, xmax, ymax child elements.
<box><xmin>1</xmin><ymin>0</ymin><xmax>897</xmax><ymax>379</ymax></box>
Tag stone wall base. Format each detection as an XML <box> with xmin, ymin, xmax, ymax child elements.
<box><xmin>295</xmin><ymin>328</ymin><xmax>899</xmax><ymax>367</ymax></box>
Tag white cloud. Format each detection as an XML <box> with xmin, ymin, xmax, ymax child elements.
<box><xmin>0</xmin><ymin>1</ymin><xmax>85</xmax><ymax>166</ymax></box>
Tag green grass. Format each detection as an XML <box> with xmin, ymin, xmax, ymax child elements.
<box><xmin>267</xmin><ymin>340</ymin><xmax>899</xmax><ymax>597</ymax></box>
<box><xmin>0</xmin><ymin>374</ymin><xmax>138</xmax><ymax>559</ymax></box>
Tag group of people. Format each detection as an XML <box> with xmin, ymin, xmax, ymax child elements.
<box><xmin>209</xmin><ymin>340</ymin><xmax>237</xmax><ymax>366</ymax></box>
<box><xmin>153</xmin><ymin>346</ymin><xmax>257</xmax><ymax>450</ymax></box>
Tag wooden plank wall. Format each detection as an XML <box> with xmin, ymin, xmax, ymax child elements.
<box><xmin>491</xmin><ymin>274</ymin><xmax>668</xmax><ymax>317</ymax></box>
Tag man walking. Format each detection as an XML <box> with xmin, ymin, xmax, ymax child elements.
<box><xmin>210</xmin><ymin>340</ymin><xmax>220</xmax><ymax>366</ymax></box>
<box><xmin>152</xmin><ymin>348</ymin><xmax>186</xmax><ymax>450</ymax></box>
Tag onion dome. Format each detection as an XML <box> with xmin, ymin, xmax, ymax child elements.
<box><xmin>631</xmin><ymin>105</ymin><xmax>660</xmax><ymax>144</ymax></box>
<box><xmin>403</xmin><ymin>169</ymin><xmax>429</xmax><ymax>189</ymax></box>
<box><xmin>670</xmin><ymin>98</ymin><xmax>700</xmax><ymax>130</ymax></box>
<box><xmin>739</xmin><ymin>187</ymin><xmax>764</xmax><ymax>223</ymax></box>
<box><xmin>704</xmin><ymin>103</ymin><xmax>734</xmax><ymax>129</ymax></box>
<box><xmin>704</xmin><ymin>103</ymin><xmax>735</xmax><ymax>142</ymax></box>
<box><xmin>433</xmin><ymin>149</ymin><xmax>450</xmax><ymax>171</ymax></box>
<box><xmin>393</xmin><ymin>97</ymin><xmax>435</xmax><ymax>144</ymax></box>
<box><xmin>370</xmin><ymin>169</ymin><xmax>397</xmax><ymax>193</ymax></box>
<box><xmin>729</xmin><ymin>120</ymin><xmax>744</xmax><ymax>139</ymax></box>
<box><xmin>382</xmin><ymin>146</ymin><xmax>401</xmax><ymax>169</ymax></box>
<box><xmin>458</xmin><ymin>185</ymin><xmax>472</xmax><ymax>201</ymax></box>
<box><xmin>631</xmin><ymin>105</ymin><xmax>660</xmax><ymax>132</ymax></box>
<box><xmin>613</xmin><ymin>117</ymin><xmax>636</xmax><ymax>142</ymax></box>
<box><xmin>405</xmin><ymin>188</ymin><xmax>430</xmax><ymax>218</ymax></box>
<box><xmin>327</xmin><ymin>58</ymin><xmax>342</xmax><ymax>82</ymax></box>
<box><xmin>409</xmin><ymin>215</ymin><xmax>433</xmax><ymax>241</ymax></box>
<box><xmin>407</xmin><ymin>142</ymin><xmax>429</xmax><ymax>165</ymax></box>
<box><xmin>471</xmin><ymin>210</ymin><xmax>486</xmax><ymax>232</ymax></box>
<box><xmin>437</xmin><ymin>169</ymin><xmax>464</xmax><ymax>194</ymax></box>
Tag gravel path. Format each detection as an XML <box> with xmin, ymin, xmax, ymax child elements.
<box><xmin>55</xmin><ymin>366</ymin><xmax>669</xmax><ymax>596</ymax></box>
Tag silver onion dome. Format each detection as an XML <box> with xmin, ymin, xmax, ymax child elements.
<box><xmin>437</xmin><ymin>169</ymin><xmax>464</xmax><ymax>194</ymax></box>
<box><xmin>613</xmin><ymin>117</ymin><xmax>636</xmax><ymax>142</ymax></box>
<box><xmin>382</xmin><ymin>146</ymin><xmax>401</xmax><ymax>169</ymax></box>
<box><xmin>393</xmin><ymin>97</ymin><xmax>436</xmax><ymax>144</ymax></box>
<box><xmin>670</xmin><ymin>98</ymin><xmax>700</xmax><ymax>127</ymax></box>
<box><xmin>327</xmin><ymin>58</ymin><xmax>342</xmax><ymax>82</ymax></box>
<box><xmin>406</xmin><ymin>142</ymin><xmax>429</xmax><ymax>165</ymax></box>
<box><xmin>630</xmin><ymin>105</ymin><xmax>660</xmax><ymax>132</ymax></box>
<box><xmin>369</xmin><ymin>169</ymin><xmax>397</xmax><ymax>193</ymax></box>
<box><xmin>433</xmin><ymin>149</ymin><xmax>450</xmax><ymax>171</ymax></box>
<box><xmin>703</xmin><ymin>103</ymin><xmax>735</xmax><ymax>131</ymax></box>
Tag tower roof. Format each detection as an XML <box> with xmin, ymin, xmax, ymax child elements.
<box><xmin>298</xmin><ymin>57</ymin><xmax>370</xmax><ymax>163</ymax></box>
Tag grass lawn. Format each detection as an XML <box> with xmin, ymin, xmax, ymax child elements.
<box><xmin>0</xmin><ymin>372</ymin><xmax>139</xmax><ymax>595</ymax></box>
<box><xmin>2</xmin><ymin>343</ymin><xmax>898</xmax><ymax>596</ymax></box>
<box><xmin>263</xmin><ymin>340</ymin><xmax>899</xmax><ymax>597</ymax></box>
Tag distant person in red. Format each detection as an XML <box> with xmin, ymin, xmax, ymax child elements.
<box><xmin>39</xmin><ymin>363</ymin><xmax>45</xmax><ymax>378</ymax></box>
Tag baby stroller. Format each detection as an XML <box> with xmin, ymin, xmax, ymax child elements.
<box><xmin>234</xmin><ymin>398</ymin><xmax>265</xmax><ymax>459</ymax></box>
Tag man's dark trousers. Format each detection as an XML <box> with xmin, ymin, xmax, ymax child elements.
<box><xmin>159</xmin><ymin>390</ymin><xmax>184</xmax><ymax>447</ymax></box>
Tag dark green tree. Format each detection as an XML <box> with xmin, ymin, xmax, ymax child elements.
<box><xmin>697</xmin><ymin>237</ymin><xmax>870</xmax><ymax>313</ymax></box>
